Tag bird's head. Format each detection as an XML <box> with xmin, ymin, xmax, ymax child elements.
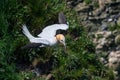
<box><xmin>56</xmin><ymin>34</ymin><xmax>66</xmax><ymax>51</ymax></box>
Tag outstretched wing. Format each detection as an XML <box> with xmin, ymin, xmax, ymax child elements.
<box><xmin>38</xmin><ymin>12</ymin><xmax>68</xmax><ymax>38</ymax></box>
<box><xmin>21</xmin><ymin>43</ymin><xmax>47</xmax><ymax>49</ymax></box>
<box><xmin>37</xmin><ymin>24</ymin><xmax>68</xmax><ymax>38</ymax></box>
<box><xmin>58</xmin><ymin>12</ymin><xmax>67</xmax><ymax>24</ymax></box>
<box><xmin>21</xmin><ymin>43</ymin><xmax>43</xmax><ymax>49</ymax></box>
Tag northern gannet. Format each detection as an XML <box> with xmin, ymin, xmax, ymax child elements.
<box><xmin>22</xmin><ymin>12</ymin><xmax>69</xmax><ymax>51</ymax></box>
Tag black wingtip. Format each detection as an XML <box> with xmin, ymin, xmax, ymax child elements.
<box><xmin>21</xmin><ymin>43</ymin><xmax>43</xmax><ymax>49</ymax></box>
<box><xmin>58</xmin><ymin>12</ymin><xmax>67</xmax><ymax>24</ymax></box>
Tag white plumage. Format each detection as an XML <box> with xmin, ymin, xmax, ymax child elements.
<box><xmin>22</xmin><ymin>12</ymin><xmax>69</xmax><ymax>49</ymax></box>
<box><xmin>37</xmin><ymin>24</ymin><xmax>68</xmax><ymax>38</ymax></box>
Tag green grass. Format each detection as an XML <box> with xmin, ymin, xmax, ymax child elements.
<box><xmin>0</xmin><ymin>0</ymin><xmax>114</xmax><ymax>80</ymax></box>
<box><xmin>84</xmin><ymin>0</ymin><xmax>92</xmax><ymax>5</ymax></box>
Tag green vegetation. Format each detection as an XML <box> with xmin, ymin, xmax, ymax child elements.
<box><xmin>84</xmin><ymin>0</ymin><xmax>92</xmax><ymax>5</ymax></box>
<box><xmin>108</xmin><ymin>24</ymin><xmax>120</xmax><ymax>31</ymax></box>
<box><xmin>0</xmin><ymin>0</ymin><xmax>114</xmax><ymax>80</ymax></box>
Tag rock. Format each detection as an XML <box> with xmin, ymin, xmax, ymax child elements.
<box><xmin>104</xmin><ymin>31</ymin><xmax>113</xmax><ymax>38</ymax></box>
<box><xmin>116</xmin><ymin>45</ymin><xmax>120</xmax><ymax>50</ymax></box>
<box><xmin>93</xmin><ymin>7</ymin><xmax>105</xmax><ymax>16</ymax></box>
<box><xmin>67</xmin><ymin>0</ymin><xmax>84</xmax><ymax>8</ymax></box>
<box><xmin>99</xmin><ymin>38</ymin><xmax>107</xmax><ymax>45</ymax></box>
<box><xmin>108</xmin><ymin>51</ymin><xmax>120</xmax><ymax>71</ymax></box>
<box><xmin>117</xmin><ymin>17</ymin><xmax>120</xmax><ymax>26</ymax></box>
<box><xmin>115</xmin><ymin>35</ymin><xmax>120</xmax><ymax>45</ymax></box>
<box><xmin>46</xmin><ymin>74</ymin><xmax>52</xmax><ymax>80</ymax></box>
<box><xmin>107</xmin><ymin>14</ymin><xmax>120</xmax><ymax>25</ymax></box>
<box><xmin>70</xmin><ymin>0</ymin><xmax>120</xmax><ymax>79</ymax></box>
<box><xmin>108</xmin><ymin>18</ymin><xmax>113</xmax><ymax>22</ymax></box>
<box><xmin>107</xmin><ymin>53</ymin><xmax>120</xmax><ymax>79</ymax></box>
<box><xmin>96</xmin><ymin>44</ymin><xmax>103</xmax><ymax>50</ymax></box>
<box><xmin>100</xmin><ymin>23</ymin><xmax>108</xmax><ymax>31</ymax></box>
<box><xmin>95</xmin><ymin>31</ymin><xmax>112</xmax><ymax>38</ymax></box>
<box><xmin>113</xmin><ymin>30</ymin><xmax>120</xmax><ymax>35</ymax></box>
<box><xmin>93</xmin><ymin>30</ymin><xmax>116</xmax><ymax>54</ymax></box>
<box><xmin>74</xmin><ymin>2</ymin><xmax>88</xmax><ymax>12</ymax></box>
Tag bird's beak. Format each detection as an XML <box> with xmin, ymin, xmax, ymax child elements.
<box><xmin>62</xmin><ymin>42</ymin><xmax>66</xmax><ymax>52</ymax></box>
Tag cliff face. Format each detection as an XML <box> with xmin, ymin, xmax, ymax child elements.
<box><xmin>67</xmin><ymin>0</ymin><xmax>120</xmax><ymax>80</ymax></box>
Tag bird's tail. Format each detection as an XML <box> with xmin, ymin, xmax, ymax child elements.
<box><xmin>22</xmin><ymin>25</ymin><xmax>34</xmax><ymax>40</ymax></box>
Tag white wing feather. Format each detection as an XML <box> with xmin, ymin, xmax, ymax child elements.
<box><xmin>37</xmin><ymin>24</ymin><xmax>69</xmax><ymax>38</ymax></box>
<box><xmin>22</xmin><ymin>25</ymin><xmax>50</xmax><ymax>45</ymax></box>
<box><xmin>22</xmin><ymin>25</ymin><xmax>35</xmax><ymax>40</ymax></box>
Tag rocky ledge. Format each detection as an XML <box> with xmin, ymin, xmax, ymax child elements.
<box><xmin>67</xmin><ymin>0</ymin><xmax>120</xmax><ymax>80</ymax></box>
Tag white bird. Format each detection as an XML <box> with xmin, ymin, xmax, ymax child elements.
<box><xmin>21</xmin><ymin>12</ymin><xmax>69</xmax><ymax>51</ymax></box>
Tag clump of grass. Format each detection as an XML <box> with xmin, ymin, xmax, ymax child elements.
<box><xmin>84</xmin><ymin>0</ymin><xmax>92</xmax><ymax>5</ymax></box>
<box><xmin>108</xmin><ymin>24</ymin><xmax>120</xmax><ymax>31</ymax></box>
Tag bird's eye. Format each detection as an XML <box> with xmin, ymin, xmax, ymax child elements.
<box><xmin>61</xmin><ymin>40</ymin><xmax>63</xmax><ymax>41</ymax></box>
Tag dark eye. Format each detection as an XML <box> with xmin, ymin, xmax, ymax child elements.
<box><xmin>61</xmin><ymin>40</ymin><xmax>63</xmax><ymax>41</ymax></box>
